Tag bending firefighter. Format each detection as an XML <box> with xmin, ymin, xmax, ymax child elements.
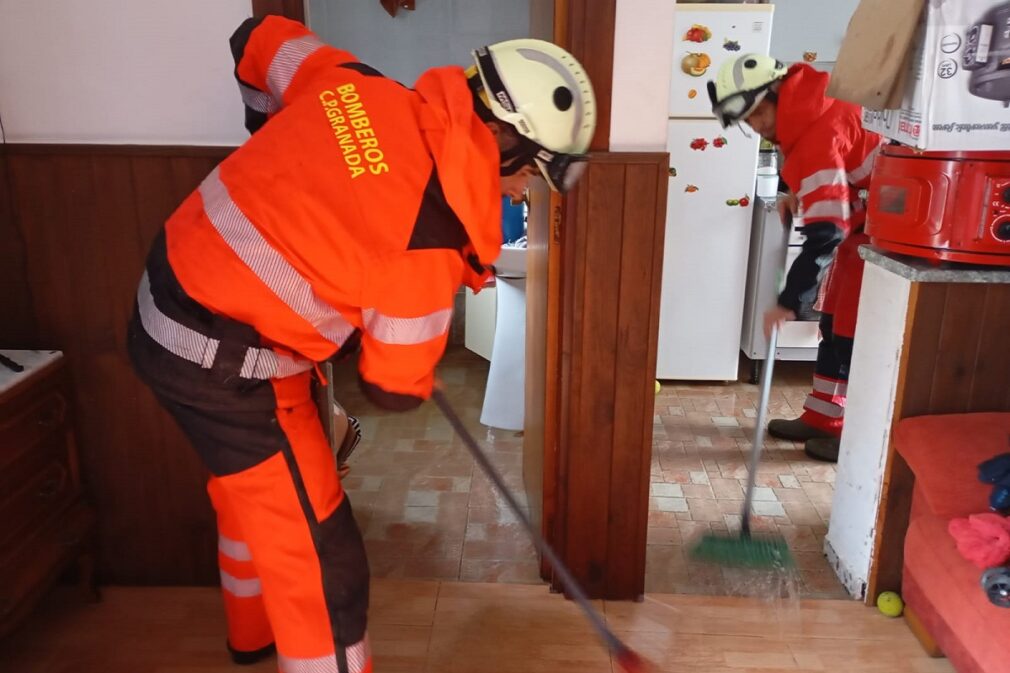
<box><xmin>127</xmin><ymin>16</ymin><xmax>596</xmax><ymax>672</ymax></box>
<box><xmin>708</xmin><ymin>55</ymin><xmax>883</xmax><ymax>463</ymax></box>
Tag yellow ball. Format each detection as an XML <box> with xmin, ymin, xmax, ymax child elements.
<box><xmin>655</xmin><ymin>380</ymin><xmax>661</xmax><ymax>395</ymax></box>
<box><xmin>877</xmin><ymin>591</ymin><xmax>904</xmax><ymax>618</ymax></box>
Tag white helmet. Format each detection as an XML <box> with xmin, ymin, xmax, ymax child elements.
<box><xmin>708</xmin><ymin>53</ymin><xmax>788</xmax><ymax>128</ymax></box>
<box><xmin>472</xmin><ymin>38</ymin><xmax>597</xmax><ymax>192</ymax></box>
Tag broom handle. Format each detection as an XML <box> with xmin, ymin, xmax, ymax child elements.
<box><xmin>742</xmin><ymin>324</ymin><xmax>778</xmax><ymax>537</ymax></box>
<box><xmin>431</xmin><ymin>389</ymin><xmax>631</xmax><ymax>658</ymax></box>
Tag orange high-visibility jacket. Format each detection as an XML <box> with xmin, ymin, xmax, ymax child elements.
<box><xmin>164</xmin><ymin>16</ymin><xmax>502</xmax><ymax>408</ymax></box>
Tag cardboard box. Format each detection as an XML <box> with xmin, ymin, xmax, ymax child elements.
<box><xmin>860</xmin><ymin>0</ymin><xmax>1010</xmax><ymax>151</ymax></box>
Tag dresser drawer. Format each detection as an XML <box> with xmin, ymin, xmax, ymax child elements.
<box><xmin>0</xmin><ymin>388</ymin><xmax>68</xmax><ymax>472</ymax></box>
<box><xmin>0</xmin><ymin>442</ymin><xmax>77</xmax><ymax>556</ymax></box>
<box><xmin>0</xmin><ymin>499</ymin><xmax>96</xmax><ymax>638</ymax></box>
<box><xmin>0</xmin><ymin>421</ymin><xmax>73</xmax><ymax>505</ymax></box>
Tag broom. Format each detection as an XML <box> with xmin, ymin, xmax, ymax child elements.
<box><xmin>432</xmin><ymin>389</ymin><xmax>650</xmax><ymax>673</ymax></box>
<box><xmin>689</xmin><ymin>325</ymin><xmax>796</xmax><ymax>570</ymax></box>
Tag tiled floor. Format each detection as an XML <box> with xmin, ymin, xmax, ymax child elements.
<box><xmin>332</xmin><ymin>346</ymin><xmax>845</xmax><ymax>598</ymax></box>
<box><xmin>330</xmin><ymin>347</ymin><xmax>540</xmax><ymax>584</ymax></box>
<box><xmin>0</xmin><ymin>583</ymin><xmax>953</xmax><ymax>673</ymax></box>
<box><xmin>649</xmin><ymin>359</ymin><xmax>847</xmax><ymax>599</ymax></box>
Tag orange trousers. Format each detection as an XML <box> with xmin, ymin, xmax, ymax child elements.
<box><xmin>128</xmin><ymin>228</ymin><xmax>373</xmax><ymax>673</ymax></box>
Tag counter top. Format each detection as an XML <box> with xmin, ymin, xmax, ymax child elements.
<box><xmin>0</xmin><ymin>350</ymin><xmax>63</xmax><ymax>396</ymax></box>
<box><xmin>860</xmin><ymin>246</ymin><xmax>1010</xmax><ymax>284</ymax></box>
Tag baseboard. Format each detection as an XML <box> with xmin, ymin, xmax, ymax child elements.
<box><xmin>824</xmin><ymin>537</ymin><xmax>868</xmax><ymax>599</ymax></box>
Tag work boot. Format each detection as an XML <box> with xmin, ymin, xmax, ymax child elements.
<box><xmin>804</xmin><ymin>437</ymin><xmax>841</xmax><ymax>463</ymax></box>
<box><xmin>228</xmin><ymin>642</ymin><xmax>276</xmax><ymax>666</ymax></box>
<box><xmin>767</xmin><ymin>417</ymin><xmax>835</xmax><ymax>442</ymax></box>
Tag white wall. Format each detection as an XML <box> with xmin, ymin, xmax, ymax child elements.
<box><xmin>608</xmin><ymin>0</ymin><xmax>675</xmax><ymax>151</ymax></box>
<box><xmin>307</xmin><ymin>0</ymin><xmax>531</xmax><ymax>87</ymax></box>
<box><xmin>824</xmin><ymin>263</ymin><xmax>912</xmax><ymax>598</ymax></box>
<box><xmin>0</xmin><ymin>0</ymin><xmax>251</xmax><ymax>145</ymax></box>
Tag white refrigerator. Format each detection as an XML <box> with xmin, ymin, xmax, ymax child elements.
<box><xmin>656</xmin><ymin>3</ymin><xmax>774</xmax><ymax>381</ymax></box>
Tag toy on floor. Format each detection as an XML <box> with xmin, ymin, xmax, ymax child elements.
<box><xmin>948</xmin><ymin>513</ymin><xmax>1010</xmax><ymax>569</ymax></box>
<box><xmin>655</xmin><ymin>380</ymin><xmax>661</xmax><ymax>395</ymax></box>
<box><xmin>981</xmin><ymin>567</ymin><xmax>1010</xmax><ymax>608</ymax></box>
<box><xmin>876</xmin><ymin>591</ymin><xmax>904</xmax><ymax>617</ymax></box>
<box><xmin>979</xmin><ymin>452</ymin><xmax>1010</xmax><ymax>514</ymax></box>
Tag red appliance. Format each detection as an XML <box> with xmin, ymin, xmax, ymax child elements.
<box><xmin>866</xmin><ymin>145</ymin><xmax>1010</xmax><ymax>266</ymax></box>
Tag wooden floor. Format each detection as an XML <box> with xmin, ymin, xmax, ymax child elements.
<box><xmin>0</xmin><ymin>580</ymin><xmax>953</xmax><ymax>673</ymax></box>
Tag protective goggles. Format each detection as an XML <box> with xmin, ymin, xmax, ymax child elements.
<box><xmin>707</xmin><ymin>81</ymin><xmax>773</xmax><ymax>129</ymax></box>
<box><xmin>500</xmin><ymin>131</ymin><xmax>589</xmax><ymax>193</ymax></box>
<box><xmin>534</xmin><ymin>147</ymin><xmax>589</xmax><ymax>193</ymax></box>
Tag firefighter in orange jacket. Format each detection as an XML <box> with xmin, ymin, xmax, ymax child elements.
<box><xmin>127</xmin><ymin>16</ymin><xmax>596</xmax><ymax>672</ymax></box>
<box><xmin>708</xmin><ymin>55</ymin><xmax>883</xmax><ymax>463</ymax></box>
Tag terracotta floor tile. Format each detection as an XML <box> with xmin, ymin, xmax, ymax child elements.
<box><xmin>709</xmin><ymin>477</ymin><xmax>745</xmax><ymax>499</ymax></box>
<box><xmin>647</xmin><ymin>510</ymin><xmax>681</xmax><ymax>528</ymax></box>
<box><xmin>681</xmin><ymin>483</ymin><xmax>716</xmax><ymax>499</ymax></box>
<box><xmin>686</xmin><ymin>498</ymin><xmax>725</xmax><ymax>523</ymax></box>
<box><xmin>782</xmin><ymin>502</ymin><xmax>825</xmax><ymax>526</ymax></box>
<box><xmin>459</xmin><ymin>559</ymin><xmax>542</xmax><ymax>584</ymax></box>
<box><xmin>801</xmin><ymin>481</ymin><xmax>836</xmax><ymax>504</ymax></box>
<box><xmin>774</xmin><ymin>486</ymin><xmax>811</xmax><ymax>503</ymax></box>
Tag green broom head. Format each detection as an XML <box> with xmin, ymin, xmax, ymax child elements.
<box><xmin>689</xmin><ymin>532</ymin><xmax>796</xmax><ymax>570</ymax></box>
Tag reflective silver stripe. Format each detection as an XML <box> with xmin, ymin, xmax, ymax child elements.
<box><xmin>804</xmin><ymin>395</ymin><xmax>844</xmax><ymax>419</ymax></box>
<box><xmin>362</xmin><ymin>307</ymin><xmax>452</xmax><ymax>346</ymax></box>
<box><xmin>798</xmin><ymin>168</ymin><xmax>847</xmax><ymax>200</ymax></box>
<box><xmin>137</xmin><ymin>271</ymin><xmax>220</xmax><ymax>369</ymax></box>
<box><xmin>239</xmin><ymin>83</ymin><xmax>280</xmax><ymax>114</ymax></box>
<box><xmin>848</xmin><ymin>142</ymin><xmax>884</xmax><ymax>185</ymax></box>
<box><xmin>267</xmin><ymin>35</ymin><xmax>325</xmax><ymax>101</ymax></box>
<box><xmin>218</xmin><ymin>535</ymin><xmax>253</xmax><ymax>562</ymax></box>
<box><xmin>278</xmin><ymin>637</ymin><xmax>370</xmax><ymax>673</ymax></box>
<box><xmin>136</xmin><ymin>270</ymin><xmax>312</xmax><ymax>380</ymax></box>
<box><xmin>812</xmin><ymin>376</ymin><xmax>847</xmax><ymax>397</ymax></box>
<box><xmin>220</xmin><ymin>570</ymin><xmax>262</xmax><ymax>597</ymax></box>
<box><xmin>804</xmin><ymin>199</ymin><xmax>851</xmax><ymax>222</ymax></box>
<box><xmin>346</xmin><ymin>636</ymin><xmax>371</xmax><ymax>673</ymax></box>
<box><xmin>198</xmin><ymin>167</ymin><xmax>356</xmax><ymax>346</ymax></box>
<box><xmin>279</xmin><ymin>653</ymin><xmax>337</xmax><ymax>673</ymax></box>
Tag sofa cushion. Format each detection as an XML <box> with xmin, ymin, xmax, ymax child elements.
<box><xmin>904</xmin><ymin>512</ymin><xmax>1010</xmax><ymax>673</ymax></box>
<box><xmin>894</xmin><ymin>413</ymin><xmax>1010</xmax><ymax>519</ymax></box>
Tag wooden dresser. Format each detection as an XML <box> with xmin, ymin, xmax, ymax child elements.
<box><xmin>0</xmin><ymin>350</ymin><xmax>97</xmax><ymax>637</ymax></box>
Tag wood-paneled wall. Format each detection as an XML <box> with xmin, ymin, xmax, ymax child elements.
<box><xmin>4</xmin><ymin>145</ymin><xmax>231</xmax><ymax>585</ymax></box>
<box><xmin>1</xmin><ymin>152</ymin><xmax>38</xmax><ymax>347</ymax></box>
<box><xmin>552</xmin><ymin>152</ymin><xmax>668</xmax><ymax>599</ymax></box>
<box><xmin>868</xmin><ymin>281</ymin><xmax>1010</xmax><ymax>600</ymax></box>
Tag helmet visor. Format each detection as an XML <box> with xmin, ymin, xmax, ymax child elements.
<box><xmin>535</xmin><ymin>151</ymin><xmax>589</xmax><ymax>193</ymax></box>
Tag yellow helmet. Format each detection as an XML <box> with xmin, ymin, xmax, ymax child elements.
<box><xmin>707</xmin><ymin>54</ymin><xmax>788</xmax><ymax>128</ymax></box>
<box><xmin>472</xmin><ymin>39</ymin><xmax>597</xmax><ymax>192</ymax></box>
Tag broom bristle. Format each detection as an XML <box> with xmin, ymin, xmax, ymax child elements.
<box><xmin>689</xmin><ymin>532</ymin><xmax>796</xmax><ymax>570</ymax></box>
